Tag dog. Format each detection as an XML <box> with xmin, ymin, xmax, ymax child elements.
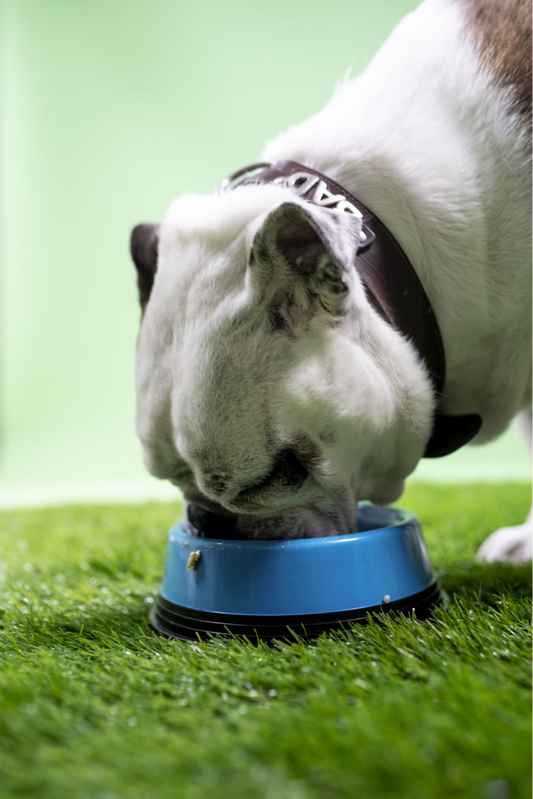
<box><xmin>131</xmin><ymin>0</ymin><xmax>532</xmax><ymax>562</ymax></box>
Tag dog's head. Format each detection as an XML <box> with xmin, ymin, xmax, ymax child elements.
<box><xmin>132</xmin><ymin>184</ymin><xmax>434</xmax><ymax>538</ymax></box>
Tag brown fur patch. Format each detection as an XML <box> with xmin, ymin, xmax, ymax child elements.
<box><xmin>460</xmin><ymin>0</ymin><xmax>532</xmax><ymax>131</ymax></box>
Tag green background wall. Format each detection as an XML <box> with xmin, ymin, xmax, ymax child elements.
<box><xmin>1</xmin><ymin>0</ymin><xmax>529</xmax><ymax>509</ymax></box>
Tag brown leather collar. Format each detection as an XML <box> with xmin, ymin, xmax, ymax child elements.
<box><xmin>219</xmin><ymin>160</ymin><xmax>482</xmax><ymax>457</ymax></box>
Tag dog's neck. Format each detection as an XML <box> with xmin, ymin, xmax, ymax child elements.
<box><xmin>261</xmin><ymin>0</ymin><xmax>532</xmax><ymax>441</ymax></box>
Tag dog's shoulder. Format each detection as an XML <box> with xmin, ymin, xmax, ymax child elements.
<box><xmin>459</xmin><ymin>0</ymin><xmax>532</xmax><ymax>132</ymax></box>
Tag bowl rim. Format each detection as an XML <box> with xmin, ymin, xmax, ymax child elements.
<box><xmin>171</xmin><ymin>503</ymin><xmax>419</xmax><ymax>549</ymax></box>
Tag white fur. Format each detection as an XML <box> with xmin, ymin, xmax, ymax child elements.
<box><xmin>476</xmin><ymin>410</ymin><xmax>532</xmax><ymax>563</ymax></box>
<box><xmin>136</xmin><ymin>0</ymin><xmax>531</xmax><ymax>549</ymax></box>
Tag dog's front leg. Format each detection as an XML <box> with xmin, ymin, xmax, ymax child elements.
<box><xmin>476</xmin><ymin>410</ymin><xmax>532</xmax><ymax>564</ymax></box>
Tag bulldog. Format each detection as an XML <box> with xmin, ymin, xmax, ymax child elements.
<box><xmin>131</xmin><ymin>0</ymin><xmax>532</xmax><ymax>562</ymax></box>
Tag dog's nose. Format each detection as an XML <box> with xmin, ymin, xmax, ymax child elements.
<box><xmin>198</xmin><ymin>470</ymin><xmax>233</xmax><ymax>499</ymax></box>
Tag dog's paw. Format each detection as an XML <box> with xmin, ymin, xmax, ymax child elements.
<box><xmin>476</xmin><ymin>523</ymin><xmax>532</xmax><ymax>564</ymax></box>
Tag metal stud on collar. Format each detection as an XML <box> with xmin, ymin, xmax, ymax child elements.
<box><xmin>217</xmin><ymin>162</ymin><xmax>273</xmax><ymax>194</ymax></box>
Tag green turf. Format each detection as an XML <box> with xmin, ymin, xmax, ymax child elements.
<box><xmin>0</xmin><ymin>483</ymin><xmax>531</xmax><ymax>799</ymax></box>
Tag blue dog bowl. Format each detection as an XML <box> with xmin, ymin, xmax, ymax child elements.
<box><xmin>149</xmin><ymin>503</ymin><xmax>442</xmax><ymax>642</ymax></box>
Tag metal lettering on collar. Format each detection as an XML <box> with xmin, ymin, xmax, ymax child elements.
<box><xmin>274</xmin><ymin>171</ymin><xmax>363</xmax><ymax>219</ymax></box>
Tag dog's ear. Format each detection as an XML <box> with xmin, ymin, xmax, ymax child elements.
<box><xmin>130</xmin><ymin>223</ymin><xmax>160</xmax><ymax>313</ymax></box>
<box><xmin>249</xmin><ymin>202</ymin><xmax>361</xmax><ymax>330</ymax></box>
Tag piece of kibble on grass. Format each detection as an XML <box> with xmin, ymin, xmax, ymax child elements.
<box><xmin>187</xmin><ymin>550</ymin><xmax>202</xmax><ymax>570</ymax></box>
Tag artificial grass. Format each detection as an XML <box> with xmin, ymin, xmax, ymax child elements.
<box><xmin>0</xmin><ymin>483</ymin><xmax>531</xmax><ymax>799</ymax></box>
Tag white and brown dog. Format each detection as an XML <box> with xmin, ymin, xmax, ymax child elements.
<box><xmin>131</xmin><ymin>0</ymin><xmax>532</xmax><ymax>561</ymax></box>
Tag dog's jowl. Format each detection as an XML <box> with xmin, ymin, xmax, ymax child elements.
<box><xmin>131</xmin><ymin>0</ymin><xmax>531</xmax><ymax>560</ymax></box>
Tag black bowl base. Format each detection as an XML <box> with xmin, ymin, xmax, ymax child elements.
<box><xmin>149</xmin><ymin>582</ymin><xmax>443</xmax><ymax>643</ymax></box>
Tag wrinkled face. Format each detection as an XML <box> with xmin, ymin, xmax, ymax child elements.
<box><xmin>132</xmin><ymin>184</ymin><xmax>433</xmax><ymax>539</ymax></box>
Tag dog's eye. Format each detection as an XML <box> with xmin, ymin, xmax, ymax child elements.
<box><xmin>237</xmin><ymin>449</ymin><xmax>308</xmax><ymax>502</ymax></box>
